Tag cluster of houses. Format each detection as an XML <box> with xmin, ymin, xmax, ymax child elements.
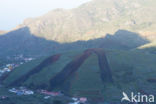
<box><xmin>12</xmin><ymin>54</ymin><xmax>34</xmax><ymax>61</ymax></box>
<box><xmin>69</xmin><ymin>97</ymin><xmax>88</xmax><ymax>104</ymax></box>
<box><xmin>9</xmin><ymin>87</ymin><xmax>34</xmax><ymax>95</ymax></box>
<box><xmin>0</xmin><ymin>96</ymin><xmax>9</xmax><ymax>100</ymax></box>
<box><xmin>0</xmin><ymin>56</ymin><xmax>34</xmax><ymax>77</ymax></box>
<box><xmin>8</xmin><ymin>88</ymin><xmax>64</xmax><ymax>97</ymax></box>
<box><xmin>3</xmin><ymin>86</ymin><xmax>88</xmax><ymax>104</ymax></box>
<box><xmin>0</xmin><ymin>64</ymin><xmax>17</xmax><ymax>77</ymax></box>
<box><xmin>39</xmin><ymin>90</ymin><xmax>63</xmax><ymax>99</ymax></box>
<box><xmin>39</xmin><ymin>89</ymin><xmax>88</xmax><ymax>103</ymax></box>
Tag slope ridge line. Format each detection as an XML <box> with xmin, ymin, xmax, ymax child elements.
<box><xmin>49</xmin><ymin>48</ymin><xmax>113</xmax><ymax>91</ymax></box>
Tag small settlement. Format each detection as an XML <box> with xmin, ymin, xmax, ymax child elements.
<box><xmin>7</xmin><ymin>87</ymin><xmax>88</xmax><ymax>104</ymax></box>
<box><xmin>69</xmin><ymin>97</ymin><xmax>88</xmax><ymax>104</ymax></box>
<box><xmin>9</xmin><ymin>87</ymin><xmax>34</xmax><ymax>95</ymax></box>
<box><xmin>39</xmin><ymin>90</ymin><xmax>63</xmax><ymax>97</ymax></box>
<box><xmin>0</xmin><ymin>55</ymin><xmax>34</xmax><ymax>77</ymax></box>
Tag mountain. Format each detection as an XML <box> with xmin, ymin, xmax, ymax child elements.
<box><xmin>15</xmin><ymin>0</ymin><xmax>156</xmax><ymax>42</ymax></box>
<box><xmin>3</xmin><ymin>48</ymin><xmax>156</xmax><ymax>103</ymax></box>
<box><xmin>0</xmin><ymin>0</ymin><xmax>155</xmax><ymax>57</ymax></box>
<box><xmin>0</xmin><ymin>28</ymin><xmax>149</xmax><ymax>57</ymax></box>
<box><xmin>0</xmin><ymin>27</ymin><xmax>59</xmax><ymax>57</ymax></box>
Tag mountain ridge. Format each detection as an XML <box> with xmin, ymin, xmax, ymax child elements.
<box><xmin>11</xmin><ymin>0</ymin><xmax>156</xmax><ymax>42</ymax></box>
<box><xmin>0</xmin><ymin>30</ymin><xmax>7</xmax><ymax>35</ymax></box>
<box><xmin>0</xmin><ymin>0</ymin><xmax>155</xmax><ymax>57</ymax></box>
<box><xmin>0</xmin><ymin>27</ymin><xmax>149</xmax><ymax>57</ymax></box>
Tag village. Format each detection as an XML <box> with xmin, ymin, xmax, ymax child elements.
<box><xmin>0</xmin><ymin>54</ymin><xmax>34</xmax><ymax>78</ymax></box>
<box><xmin>0</xmin><ymin>86</ymin><xmax>88</xmax><ymax>104</ymax></box>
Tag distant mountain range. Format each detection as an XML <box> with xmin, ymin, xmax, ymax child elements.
<box><xmin>0</xmin><ymin>0</ymin><xmax>156</xmax><ymax>57</ymax></box>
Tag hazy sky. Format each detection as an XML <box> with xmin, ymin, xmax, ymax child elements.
<box><xmin>0</xmin><ymin>0</ymin><xmax>91</xmax><ymax>30</ymax></box>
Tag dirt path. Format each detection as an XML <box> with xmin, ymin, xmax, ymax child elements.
<box><xmin>9</xmin><ymin>54</ymin><xmax>61</xmax><ymax>86</ymax></box>
<box><xmin>49</xmin><ymin>48</ymin><xmax>113</xmax><ymax>90</ymax></box>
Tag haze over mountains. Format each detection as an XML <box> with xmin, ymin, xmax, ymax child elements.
<box><xmin>0</xmin><ymin>0</ymin><xmax>156</xmax><ymax>57</ymax></box>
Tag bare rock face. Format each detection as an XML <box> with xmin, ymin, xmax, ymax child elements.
<box><xmin>15</xmin><ymin>0</ymin><xmax>156</xmax><ymax>43</ymax></box>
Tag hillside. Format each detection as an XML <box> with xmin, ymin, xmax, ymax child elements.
<box><xmin>15</xmin><ymin>0</ymin><xmax>156</xmax><ymax>42</ymax></box>
<box><xmin>0</xmin><ymin>28</ymin><xmax>149</xmax><ymax>57</ymax></box>
<box><xmin>0</xmin><ymin>0</ymin><xmax>155</xmax><ymax>57</ymax></box>
<box><xmin>3</xmin><ymin>48</ymin><xmax>156</xmax><ymax>103</ymax></box>
<box><xmin>0</xmin><ymin>0</ymin><xmax>156</xmax><ymax>104</ymax></box>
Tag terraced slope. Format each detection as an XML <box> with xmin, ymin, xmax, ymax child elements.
<box><xmin>9</xmin><ymin>54</ymin><xmax>61</xmax><ymax>86</ymax></box>
<box><xmin>49</xmin><ymin>48</ymin><xmax>113</xmax><ymax>91</ymax></box>
<box><xmin>6</xmin><ymin>49</ymin><xmax>113</xmax><ymax>90</ymax></box>
<box><xmin>3</xmin><ymin>48</ymin><xmax>156</xmax><ymax>102</ymax></box>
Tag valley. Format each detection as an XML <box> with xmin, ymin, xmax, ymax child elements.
<box><xmin>1</xmin><ymin>48</ymin><xmax>156</xmax><ymax>104</ymax></box>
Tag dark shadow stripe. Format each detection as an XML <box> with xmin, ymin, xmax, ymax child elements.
<box><xmin>9</xmin><ymin>54</ymin><xmax>61</xmax><ymax>86</ymax></box>
<box><xmin>49</xmin><ymin>48</ymin><xmax>113</xmax><ymax>91</ymax></box>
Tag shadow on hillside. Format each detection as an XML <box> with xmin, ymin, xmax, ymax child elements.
<box><xmin>0</xmin><ymin>27</ymin><xmax>149</xmax><ymax>57</ymax></box>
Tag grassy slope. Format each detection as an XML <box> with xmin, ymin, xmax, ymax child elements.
<box><xmin>3</xmin><ymin>51</ymin><xmax>82</xmax><ymax>86</ymax></box>
<box><xmin>3</xmin><ymin>49</ymin><xmax>156</xmax><ymax>102</ymax></box>
<box><xmin>68</xmin><ymin>54</ymin><xmax>105</xmax><ymax>97</ymax></box>
<box><xmin>23</xmin><ymin>52</ymin><xmax>75</xmax><ymax>88</ymax></box>
<box><xmin>3</xmin><ymin>56</ymin><xmax>46</xmax><ymax>85</ymax></box>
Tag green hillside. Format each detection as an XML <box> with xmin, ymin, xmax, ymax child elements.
<box><xmin>3</xmin><ymin>48</ymin><xmax>156</xmax><ymax>102</ymax></box>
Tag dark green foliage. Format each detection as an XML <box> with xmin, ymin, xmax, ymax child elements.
<box><xmin>53</xmin><ymin>100</ymin><xmax>63</xmax><ymax>104</ymax></box>
<box><xmin>9</xmin><ymin>54</ymin><xmax>61</xmax><ymax>87</ymax></box>
<box><xmin>2</xmin><ymin>49</ymin><xmax>156</xmax><ymax>102</ymax></box>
